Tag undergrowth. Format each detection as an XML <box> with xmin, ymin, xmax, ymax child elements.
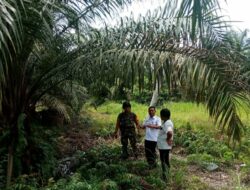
<box><xmin>3</xmin><ymin>101</ymin><xmax>250</xmax><ymax>190</ymax></box>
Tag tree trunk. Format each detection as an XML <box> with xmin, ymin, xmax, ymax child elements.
<box><xmin>150</xmin><ymin>79</ymin><xmax>161</xmax><ymax>106</ymax></box>
<box><xmin>6</xmin><ymin>143</ymin><xmax>14</xmax><ymax>187</ymax></box>
<box><xmin>6</xmin><ymin>122</ymin><xmax>18</xmax><ymax>188</ymax></box>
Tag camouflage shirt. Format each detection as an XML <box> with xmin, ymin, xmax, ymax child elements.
<box><xmin>117</xmin><ymin>112</ymin><xmax>139</xmax><ymax>130</ymax></box>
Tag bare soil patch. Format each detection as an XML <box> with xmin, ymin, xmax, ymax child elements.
<box><xmin>188</xmin><ymin>165</ymin><xmax>233</xmax><ymax>190</ymax></box>
<box><xmin>57</xmin><ymin>126</ymin><xmax>97</xmax><ymax>157</ymax></box>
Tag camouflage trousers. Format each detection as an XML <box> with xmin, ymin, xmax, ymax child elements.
<box><xmin>120</xmin><ymin>128</ymin><xmax>137</xmax><ymax>158</ymax></box>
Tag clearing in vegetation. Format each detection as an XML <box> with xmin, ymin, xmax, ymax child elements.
<box><xmin>40</xmin><ymin>101</ymin><xmax>250</xmax><ymax>190</ymax></box>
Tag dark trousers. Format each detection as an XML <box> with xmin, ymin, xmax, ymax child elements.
<box><xmin>159</xmin><ymin>149</ymin><xmax>170</xmax><ymax>176</ymax></box>
<box><xmin>145</xmin><ymin>140</ymin><xmax>157</xmax><ymax>166</ymax></box>
<box><xmin>121</xmin><ymin>130</ymin><xmax>137</xmax><ymax>157</ymax></box>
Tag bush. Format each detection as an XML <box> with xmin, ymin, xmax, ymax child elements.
<box><xmin>115</xmin><ymin>173</ymin><xmax>142</xmax><ymax>190</ymax></box>
<box><xmin>124</xmin><ymin>161</ymin><xmax>148</xmax><ymax>175</ymax></box>
<box><xmin>85</xmin><ymin>145</ymin><xmax>121</xmax><ymax>164</ymax></box>
<box><xmin>175</xmin><ymin>123</ymin><xmax>235</xmax><ymax>160</ymax></box>
<box><xmin>44</xmin><ymin>173</ymin><xmax>94</xmax><ymax>190</ymax></box>
<box><xmin>169</xmin><ymin>170</ymin><xmax>187</xmax><ymax>190</ymax></box>
<box><xmin>144</xmin><ymin>175</ymin><xmax>165</xmax><ymax>189</ymax></box>
<box><xmin>187</xmin><ymin>153</ymin><xmax>215</xmax><ymax>165</ymax></box>
<box><xmin>99</xmin><ymin>179</ymin><xmax>118</xmax><ymax>190</ymax></box>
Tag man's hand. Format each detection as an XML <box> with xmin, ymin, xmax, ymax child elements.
<box><xmin>167</xmin><ymin>139</ymin><xmax>173</xmax><ymax>146</ymax></box>
<box><xmin>166</xmin><ymin>131</ymin><xmax>173</xmax><ymax>145</ymax></box>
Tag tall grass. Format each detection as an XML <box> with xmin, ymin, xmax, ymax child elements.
<box><xmin>162</xmin><ymin>102</ymin><xmax>213</xmax><ymax>130</ymax></box>
<box><xmin>85</xmin><ymin>101</ymin><xmax>211</xmax><ymax>127</ymax></box>
<box><xmin>83</xmin><ymin>101</ymin><xmax>249</xmax><ymax>135</ymax></box>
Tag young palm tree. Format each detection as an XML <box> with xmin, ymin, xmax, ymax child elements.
<box><xmin>0</xmin><ymin>0</ymin><xmax>131</xmax><ymax>186</ymax></box>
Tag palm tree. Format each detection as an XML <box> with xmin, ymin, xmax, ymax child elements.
<box><xmin>0</xmin><ymin>0</ymin><xmax>131</xmax><ymax>186</ymax></box>
<box><xmin>74</xmin><ymin>0</ymin><xmax>249</xmax><ymax>144</ymax></box>
<box><xmin>223</xmin><ymin>30</ymin><xmax>250</xmax><ymax>85</ymax></box>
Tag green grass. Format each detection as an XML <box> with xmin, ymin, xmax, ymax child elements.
<box><xmin>17</xmin><ymin>100</ymin><xmax>249</xmax><ymax>190</ymax></box>
<box><xmin>84</xmin><ymin>100</ymin><xmax>249</xmax><ymax>133</ymax></box>
<box><xmin>84</xmin><ymin>101</ymin><xmax>216</xmax><ymax>134</ymax></box>
<box><xmin>161</xmin><ymin>101</ymin><xmax>213</xmax><ymax>130</ymax></box>
<box><xmin>83</xmin><ymin>101</ymin><xmax>148</xmax><ymax>136</ymax></box>
<box><xmin>83</xmin><ymin>100</ymin><xmax>250</xmax><ymax>162</ymax></box>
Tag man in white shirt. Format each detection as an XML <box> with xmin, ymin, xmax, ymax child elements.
<box><xmin>141</xmin><ymin>106</ymin><xmax>161</xmax><ymax>168</ymax></box>
<box><xmin>157</xmin><ymin>108</ymin><xmax>174</xmax><ymax>180</ymax></box>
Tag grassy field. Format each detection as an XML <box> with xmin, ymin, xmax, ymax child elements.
<box><xmin>84</xmin><ymin>100</ymin><xmax>249</xmax><ymax>136</ymax></box>
<box><xmin>76</xmin><ymin>101</ymin><xmax>250</xmax><ymax>190</ymax></box>
<box><xmin>35</xmin><ymin>101</ymin><xmax>250</xmax><ymax>190</ymax></box>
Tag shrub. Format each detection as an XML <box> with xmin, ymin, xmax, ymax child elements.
<box><xmin>99</xmin><ymin>179</ymin><xmax>118</xmax><ymax>190</ymax></box>
<box><xmin>144</xmin><ymin>175</ymin><xmax>165</xmax><ymax>189</ymax></box>
<box><xmin>44</xmin><ymin>173</ymin><xmax>95</xmax><ymax>190</ymax></box>
<box><xmin>169</xmin><ymin>170</ymin><xmax>187</xmax><ymax>190</ymax></box>
<box><xmin>85</xmin><ymin>145</ymin><xmax>121</xmax><ymax>164</ymax></box>
<box><xmin>187</xmin><ymin>153</ymin><xmax>215</xmax><ymax>166</ymax></box>
<box><xmin>175</xmin><ymin>123</ymin><xmax>235</xmax><ymax>160</ymax></box>
<box><xmin>115</xmin><ymin>173</ymin><xmax>142</xmax><ymax>190</ymax></box>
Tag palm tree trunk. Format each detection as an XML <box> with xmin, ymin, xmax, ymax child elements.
<box><xmin>150</xmin><ymin>78</ymin><xmax>161</xmax><ymax>106</ymax></box>
<box><xmin>6</xmin><ymin>122</ymin><xmax>18</xmax><ymax>188</ymax></box>
<box><xmin>6</xmin><ymin>143</ymin><xmax>14</xmax><ymax>187</ymax></box>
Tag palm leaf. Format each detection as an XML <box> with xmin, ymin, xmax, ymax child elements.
<box><xmin>79</xmin><ymin>12</ymin><xmax>249</xmax><ymax>142</ymax></box>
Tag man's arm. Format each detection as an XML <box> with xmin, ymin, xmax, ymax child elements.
<box><xmin>113</xmin><ymin>117</ymin><xmax>120</xmax><ymax>138</ymax></box>
<box><xmin>141</xmin><ymin>118</ymin><xmax>147</xmax><ymax>129</ymax></box>
<box><xmin>134</xmin><ymin>115</ymin><xmax>142</xmax><ymax>134</ymax></box>
<box><xmin>146</xmin><ymin>124</ymin><xmax>161</xmax><ymax>129</ymax></box>
<box><xmin>146</xmin><ymin>119</ymin><xmax>161</xmax><ymax>129</ymax></box>
<box><xmin>144</xmin><ymin>117</ymin><xmax>161</xmax><ymax>129</ymax></box>
<box><xmin>135</xmin><ymin>115</ymin><xmax>140</xmax><ymax>129</ymax></box>
<box><xmin>166</xmin><ymin>127</ymin><xmax>173</xmax><ymax>145</ymax></box>
<box><xmin>167</xmin><ymin>131</ymin><xmax>173</xmax><ymax>140</ymax></box>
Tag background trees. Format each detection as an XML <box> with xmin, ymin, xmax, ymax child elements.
<box><xmin>76</xmin><ymin>0</ymin><xmax>249</xmax><ymax>143</ymax></box>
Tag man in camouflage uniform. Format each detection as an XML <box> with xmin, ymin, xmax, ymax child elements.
<box><xmin>114</xmin><ymin>102</ymin><xmax>140</xmax><ymax>159</ymax></box>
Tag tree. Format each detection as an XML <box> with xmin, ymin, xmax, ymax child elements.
<box><xmin>74</xmin><ymin>0</ymin><xmax>249</xmax><ymax>144</ymax></box>
<box><xmin>0</xmin><ymin>0</ymin><xmax>131</xmax><ymax>186</ymax></box>
<box><xmin>223</xmin><ymin>30</ymin><xmax>250</xmax><ymax>85</ymax></box>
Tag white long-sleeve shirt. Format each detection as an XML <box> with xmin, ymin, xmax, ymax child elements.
<box><xmin>157</xmin><ymin>119</ymin><xmax>174</xmax><ymax>150</ymax></box>
<box><xmin>143</xmin><ymin>115</ymin><xmax>161</xmax><ymax>142</ymax></box>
